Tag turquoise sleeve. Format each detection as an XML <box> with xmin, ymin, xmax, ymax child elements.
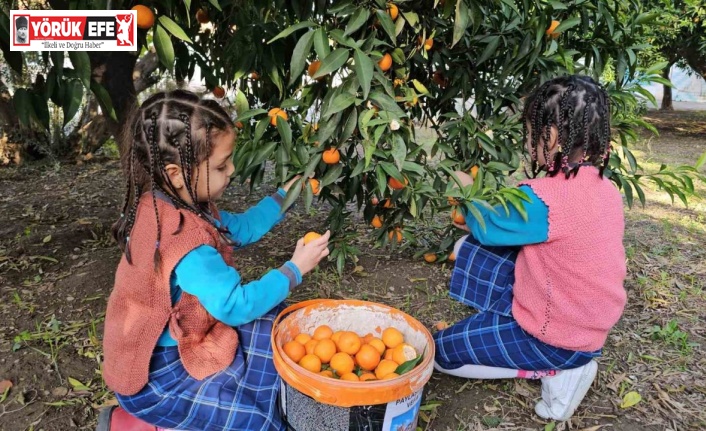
<box><xmin>218</xmin><ymin>188</ymin><xmax>287</xmax><ymax>247</ymax></box>
<box><xmin>463</xmin><ymin>185</ymin><xmax>549</xmax><ymax>247</ymax></box>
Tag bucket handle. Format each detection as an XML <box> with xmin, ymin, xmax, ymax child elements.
<box><xmin>271</xmin><ymin>299</ymin><xmax>339</xmax><ymax>405</ymax></box>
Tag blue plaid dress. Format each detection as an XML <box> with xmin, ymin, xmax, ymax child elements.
<box><xmin>434</xmin><ymin>236</ymin><xmax>600</xmax><ymax>371</ymax></box>
<box><xmin>117</xmin><ymin>304</ymin><xmax>286</xmax><ymax>431</ymax></box>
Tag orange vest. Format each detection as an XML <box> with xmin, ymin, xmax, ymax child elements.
<box><xmin>103</xmin><ymin>195</ymin><xmax>238</xmax><ymax>395</ymax></box>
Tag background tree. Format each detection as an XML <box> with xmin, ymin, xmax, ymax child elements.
<box><xmin>2</xmin><ymin>0</ymin><xmax>704</xmax><ymax>270</ymax></box>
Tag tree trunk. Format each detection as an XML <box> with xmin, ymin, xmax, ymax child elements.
<box><xmin>660</xmin><ymin>63</ymin><xmax>674</xmax><ymax>111</ymax></box>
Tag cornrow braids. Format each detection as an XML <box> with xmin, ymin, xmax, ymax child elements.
<box><xmin>112</xmin><ymin>89</ymin><xmax>236</xmax><ymax>270</ymax></box>
<box><xmin>522</xmin><ymin>75</ymin><xmax>612</xmax><ymax>179</ymax></box>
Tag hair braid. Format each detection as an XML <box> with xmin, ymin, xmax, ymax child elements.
<box><xmin>146</xmin><ymin>111</ymin><xmax>163</xmax><ymax>271</ymax></box>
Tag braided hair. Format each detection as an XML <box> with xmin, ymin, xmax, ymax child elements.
<box><xmin>522</xmin><ymin>75</ymin><xmax>612</xmax><ymax>179</ymax></box>
<box><xmin>111</xmin><ymin>89</ymin><xmax>235</xmax><ymax>269</ymax></box>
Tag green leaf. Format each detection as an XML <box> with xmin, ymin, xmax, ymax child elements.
<box><xmin>276</xmin><ymin>116</ymin><xmax>292</xmax><ymax>148</ymax></box>
<box><xmin>401</xmin><ymin>11</ymin><xmax>419</xmax><ymax>28</ymax></box>
<box><xmin>320</xmin><ymin>164</ymin><xmax>343</xmax><ymax>187</ymax></box>
<box><xmin>452</xmin><ymin>0</ymin><xmax>469</xmax><ymax>47</ymax></box>
<box><xmin>234</xmin><ymin>90</ymin><xmax>249</xmax><ymax>117</ymax></box>
<box><xmin>314</xmin><ymin>27</ymin><xmax>330</xmax><ymax>59</ymax></box>
<box><xmin>207</xmin><ymin>0</ymin><xmax>222</xmax><ymax>11</ymax></box>
<box><xmin>634</xmin><ymin>12</ymin><xmax>659</xmax><ymax>25</ymax></box>
<box><xmin>68</xmin><ymin>377</ymin><xmax>90</xmax><ymax>392</ymax></box>
<box><xmin>90</xmin><ymin>82</ymin><xmax>117</xmax><ymax>121</ymax></box>
<box><xmin>313</xmin><ymin>48</ymin><xmax>349</xmax><ymax>79</ymax></box>
<box><xmin>252</xmin><ymin>118</ymin><xmax>269</xmax><ymax>144</ymax></box>
<box><xmin>12</xmin><ymin>89</ymin><xmax>33</xmax><ymax>127</ymax></box>
<box><xmin>68</xmin><ymin>51</ymin><xmax>91</xmax><ymax>89</ymax></box>
<box><xmin>411</xmin><ymin>79</ymin><xmax>429</xmax><ymax>95</ymax></box>
<box><xmin>236</xmin><ymin>109</ymin><xmax>268</xmax><ymax>122</ymax></box>
<box><xmin>553</xmin><ymin>17</ymin><xmax>580</xmax><ymax>33</ymax></box>
<box><xmin>281</xmin><ymin>179</ymin><xmax>303</xmax><ymax>213</ymax></box>
<box><xmin>477</xmin><ymin>36</ymin><xmax>500</xmax><ymax>65</ymax></box>
<box><xmin>620</xmin><ymin>391</ymin><xmax>642</xmax><ymax>409</ymax></box>
<box><xmin>544</xmin><ymin>422</ymin><xmax>556</xmax><ymax>431</ymax></box>
<box><xmin>375</xmin><ymin>10</ymin><xmax>397</xmax><ymax>43</ymax></box>
<box><xmin>395</xmin><ymin>349</ymin><xmax>425</xmax><ymax>375</ymax></box>
<box><xmin>289</xmin><ymin>30</ymin><xmax>315</xmax><ymax>86</ymax></box>
<box><xmin>353</xmin><ymin>49</ymin><xmax>374</xmax><ymax>100</ymax></box>
<box><xmin>153</xmin><ymin>25</ymin><xmax>175</xmax><ymax>70</ymax></box>
<box><xmin>694</xmin><ymin>151</ymin><xmax>706</xmax><ymax>170</ymax></box>
<box><xmin>390</xmin><ymin>134</ymin><xmax>406</xmax><ymax>170</ymax></box>
<box><xmin>62</xmin><ymin>80</ymin><xmax>84</xmax><ymax>126</ymax></box>
<box><xmin>324</xmin><ymin>93</ymin><xmax>356</xmax><ymax>117</ymax></box>
<box><xmin>369</xmin><ymin>91</ymin><xmax>406</xmax><ymax>117</ymax></box>
<box><xmin>183</xmin><ymin>0</ymin><xmax>192</xmax><ymax>26</ymax></box>
<box><xmin>158</xmin><ymin>16</ymin><xmax>192</xmax><ymax>43</ymax></box>
<box><xmin>344</xmin><ymin>9</ymin><xmax>370</xmax><ymax>36</ymax></box>
<box><xmin>268</xmin><ymin>21</ymin><xmax>316</xmax><ymax>43</ymax></box>
<box><xmin>340</xmin><ymin>108</ymin><xmax>358</xmax><ymax>143</ymax></box>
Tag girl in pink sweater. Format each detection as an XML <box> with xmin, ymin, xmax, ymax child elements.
<box><xmin>434</xmin><ymin>75</ymin><xmax>627</xmax><ymax>422</ymax></box>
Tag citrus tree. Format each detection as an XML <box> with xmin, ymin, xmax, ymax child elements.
<box><xmin>4</xmin><ymin>0</ymin><xmax>705</xmax><ymax>271</ymax></box>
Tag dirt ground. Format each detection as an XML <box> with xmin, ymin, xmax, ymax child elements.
<box><xmin>0</xmin><ymin>111</ymin><xmax>704</xmax><ymax>431</ymax></box>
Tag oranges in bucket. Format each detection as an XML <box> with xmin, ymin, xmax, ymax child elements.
<box><xmin>283</xmin><ymin>324</ymin><xmax>423</xmax><ymax>382</ymax></box>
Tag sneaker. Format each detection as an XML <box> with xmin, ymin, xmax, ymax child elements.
<box><xmin>534</xmin><ymin>360</ymin><xmax>598</xmax><ymax>421</ymax></box>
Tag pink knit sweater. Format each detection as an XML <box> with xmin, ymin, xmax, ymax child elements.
<box><xmin>513</xmin><ymin>167</ymin><xmax>627</xmax><ymax>352</ymax></box>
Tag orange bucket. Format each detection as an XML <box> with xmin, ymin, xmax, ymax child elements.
<box><xmin>272</xmin><ymin>299</ymin><xmax>435</xmax><ymax>431</ymax></box>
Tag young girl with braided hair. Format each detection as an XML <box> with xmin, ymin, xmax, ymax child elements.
<box><xmin>434</xmin><ymin>75</ymin><xmax>626</xmax><ymax>421</ymax></box>
<box><xmin>100</xmin><ymin>90</ymin><xmax>329</xmax><ymax>431</ymax></box>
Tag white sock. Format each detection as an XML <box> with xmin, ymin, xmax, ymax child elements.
<box><xmin>435</xmin><ymin>361</ymin><xmax>559</xmax><ymax>380</ymax></box>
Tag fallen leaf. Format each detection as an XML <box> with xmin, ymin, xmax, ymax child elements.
<box><xmin>0</xmin><ymin>380</ymin><xmax>12</xmax><ymax>392</ymax></box>
<box><xmin>544</xmin><ymin>423</ymin><xmax>556</xmax><ymax>431</ymax></box>
<box><xmin>52</xmin><ymin>387</ymin><xmax>69</xmax><ymax>397</ymax></box>
<box><xmin>68</xmin><ymin>377</ymin><xmax>91</xmax><ymax>392</ymax></box>
<box><xmin>42</xmin><ymin>235</ymin><xmax>52</xmax><ymax>243</ymax></box>
<box><xmin>620</xmin><ymin>391</ymin><xmax>642</xmax><ymax>408</ymax></box>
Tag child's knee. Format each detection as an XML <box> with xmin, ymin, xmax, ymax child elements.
<box><xmin>453</xmin><ymin>235</ymin><xmax>469</xmax><ymax>257</ymax></box>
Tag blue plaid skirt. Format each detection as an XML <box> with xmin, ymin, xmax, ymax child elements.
<box><xmin>117</xmin><ymin>304</ymin><xmax>286</xmax><ymax>431</ymax></box>
<box><xmin>434</xmin><ymin>236</ymin><xmax>600</xmax><ymax>371</ymax></box>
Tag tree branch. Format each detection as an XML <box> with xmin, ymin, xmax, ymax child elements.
<box><xmin>133</xmin><ymin>49</ymin><xmax>161</xmax><ymax>94</ymax></box>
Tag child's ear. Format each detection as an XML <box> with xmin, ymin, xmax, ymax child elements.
<box><xmin>164</xmin><ymin>164</ymin><xmax>184</xmax><ymax>188</ymax></box>
<box><xmin>548</xmin><ymin>125</ymin><xmax>560</xmax><ymax>152</ymax></box>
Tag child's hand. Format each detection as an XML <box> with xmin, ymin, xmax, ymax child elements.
<box><xmin>452</xmin><ymin>170</ymin><xmax>474</xmax><ymax>188</ymax></box>
<box><xmin>282</xmin><ymin>175</ymin><xmax>303</xmax><ymax>192</ymax></box>
<box><xmin>290</xmin><ymin>230</ymin><xmax>331</xmax><ymax>276</ymax></box>
<box><xmin>453</xmin><ymin>222</ymin><xmax>470</xmax><ymax>232</ymax></box>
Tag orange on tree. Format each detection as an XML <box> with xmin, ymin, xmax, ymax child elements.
<box><xmin>283</xmin><ymin>340</ymin><xmax>306</xmax><ymax>363</ymax></box>
<box><xmin>308</xmin><ymin>60</ymin><xmax>323</xmax><ymax>79</ymax></box>
<box><xmin>387</xmin><ymin>3</ymin><xmax>399</xmax><ymax>20</ymax></box>
<box><xmin>382</xmin><ymin>327</ymin><xmax>404</xmax><ymax>349</ymax></box>
<box><xmin>306</xmin><ymin>178</ymin><xmax>321</xmax><ymax>195</ymax></box>
<box><xmin>470</xmin><ymin>165</ymin><xmax>479</xmax><ymax>179</ymax></box>
<box><xmin>423</xmin><ymin>253</ymin><xmax>437</xmax><ymax>263</ymax></box>
<box><xmin>298</xmin><ymin>354</ymin><xmax>322</xmax><ymax>373</ymax></box>
<box><xmin>388</xmin><ymin>176</ymin><xmax>407</xmax><ymax>190</ymax></box>
<box><xmin>303</xmin><ymin>231</ymin><xmax>322</xmax><ymax>245</ymax></box>
<box><xmin>339</xmin><ymin>372</ymin><xmax>360</xmax><ymax>382</ymax></box>
<box><xmin>195</xmin><ymin>8</ymin><xmax>210</xmax><ymax>24</ymax></box>
<box><xmin>322</xmin><ymin>148</ymin><xmax>341</xmax><ymax>164</ymax></box>
<box><xmin>374</xmin><ymin>359</ymin><xmax>399</xmax><ymax>379</ymax></box>
<box><xmin>336</xmin><ymin>332</ymin><xmax>362</xmax><ymax>355</ymax></box>
<box><xmin>391</xmin><ymin>343</ymin><xmax>417</xmax><ymax>365</ymax></box>
<box><xmin>419</xmin><ymin>37</ymin><xmax>433</xmax><ymax>51</ymax></box>
<box><xmin>131</xmin><ymin>5</ymin><xmax>155</xmax><ymax>29</ymax></box>
<box><xmin>235</xmin><ymin>121</ymin><xmax>244</xmax><ymax>129</ymax></box>
<box><xmin>304</xmin><ymin>339</ymin><xmax>319</xmax><ymax>355</ymax></box>
<box><xmin>268</xmin><ymin>108</ymin><xmax>288</xmax><ymax>126</ymax></box>
<box><xmin>359</xmin><ymin>373</ymin><xmax>377</xmax><ymax>381</ymax></box>
<box><xmin>355</xmin><ymin>344</ymin><xmax>382</xmax><ymax>371</ymax></box>
<box><xmin>382</xmin><ymin>199</ymin><xmax>393</xmax><ymax>208</ymax></box>
<box><xmin>546</xmin><ymin>20</ymin><xmax>560</xmax><ymax>38</ymax></box>
<box><xmin>312</xmin><ymin>324</ymin><xmax>333</xmax><ymax>340</ymax></box>
<box><xmin>447</xmin><ymin>196</ymin><xmax>460</xmax><ymax>206</ymax></box>
<box><xmin>371</xmin><ymin>215</ymin><xmax>383</xmax><ymax>228</ymax></box>
<box><xmin>313</xmin><ymin>338</ymin><xmax>337</xmax><ymax>363</ymax></box>
<box><xmin>387</xmin><ymin>228</ymin><xmax>402</xmax><ymax>243</ymax></box>
<box><xmin>249</xmin><ymin>71</ymin><xmax>260</xmax><ymax>80</ymax></box>
<box><xmin>329</xmin><ymin>352</ymin><xmax>355</xmax><ymax>375</ymax></box>
<box><xmin>212</xmin><ymin>86</ymin><xmax>225</xmax><ymax>99</ymax></box>
<box><xmin>368</xmin><ymin>338</ymin><xmax>386</xmax><ymax>355</ymax></box>
<box><xmin>371</xmin><ymin>197</ymin><xmax>380</xmax><ymax>206</ymax></box>
<box><xmin>451</xmin><ymin>207</ymin><xmax>465</xmax><ymax>224</ymax></box>
<box><xmin>378</xmin><ymin>53</ymin><xmax>393</xmax><ymax>72</ymax></box>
